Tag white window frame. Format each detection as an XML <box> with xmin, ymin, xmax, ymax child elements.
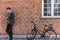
<box><xmin>42</xmin><ymin>0</ymin><xmax>60</xmax><ymax>18</ymax></box>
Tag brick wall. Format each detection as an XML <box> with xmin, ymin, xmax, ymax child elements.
<box><xmin>0</xmin><ymin>0</ymin><xmax>60</xmax><ymax>35</ymax></box>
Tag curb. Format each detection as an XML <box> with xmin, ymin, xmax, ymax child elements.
<box><xmin>0</xmin><ymin>35</ymin><xmax>59</xmax><ymax>39</ymax></box>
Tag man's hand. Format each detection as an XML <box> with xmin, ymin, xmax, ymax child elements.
<box><xmin>6</xmin><ymin>17</ymin><xmax>8</xmax><ymax>20</ymax></box>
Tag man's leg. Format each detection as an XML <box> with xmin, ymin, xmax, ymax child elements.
<box><xmin>6</xmin><ymin>24</ymin><xmax>13</xmax><ymax>40</ymax></box>
<box><xmin>6</xmin><ymin>24</ymin><xmax>12</xmax><ymax>40</ymax></box>
<box><xmin>6</xmin><ymin>24</ymin><xmax>10</xmax><ymax>34</ymax></box>
<box><xmin>9</xmin><ymin>30</ymin><xmax>13</xmax><ymax>40</ymax></box>
<box><xmin>9</xmin><ymin>25</ymin><xmax>13</xmax><ymax>40</ymax></box>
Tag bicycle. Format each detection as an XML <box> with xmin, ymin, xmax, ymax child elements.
<box><xmin>26</xmin><ymin>21</ymin><xmax>57</xmax><ymax>40</ymax></box>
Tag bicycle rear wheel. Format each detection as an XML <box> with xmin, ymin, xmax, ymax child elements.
<box><xmin>26</xmin><ymin>30</ymin><xmax>36</xmax><ymax>40</ymax></box>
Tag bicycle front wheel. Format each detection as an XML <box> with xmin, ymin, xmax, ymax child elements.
<box><xmin>45</xmin><ymin>31</ymin><xmax>57</xmax><ymax>40</ymax></box>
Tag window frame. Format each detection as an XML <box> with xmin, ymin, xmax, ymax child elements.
<box><xmin>42</xmin><ymin>0</ymin><xmax>60</xmax><ymax>18</ymax></box>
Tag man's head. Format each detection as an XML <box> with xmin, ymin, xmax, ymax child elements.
<box><xmin>6</xmin><ymin>7</ymin><xmax>11</xmax><ymax>10</ymax></box>
<box><xmin>6</xmin><ymin>7</ymin><xmax>12</xmax><ymax>13</ymax></box>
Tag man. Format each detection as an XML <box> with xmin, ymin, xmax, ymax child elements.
<box><xmin>6</xmin><ymin>7</ymin><xmax>15</xmax><ymax>40</ymax></box>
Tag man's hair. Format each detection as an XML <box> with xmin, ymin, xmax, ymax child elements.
<box><xmin>6</xmin><ymin>7</ymin><xmax>11</xmax><ymax>10</ymax></box>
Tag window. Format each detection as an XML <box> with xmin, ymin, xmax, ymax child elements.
<box><xmin>42</xmin><ymin>0</ymin><xmax>60</xmax><ymax>18</ymax></box>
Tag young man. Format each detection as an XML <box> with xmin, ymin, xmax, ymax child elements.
<box><xmin>6</xmin><ymin>7</ymin><xmax>15</xmax><ymax>40</ymax></box>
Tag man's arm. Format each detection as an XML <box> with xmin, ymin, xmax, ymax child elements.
<box><xmin>6</xmin><ymin>13</ymin><xmax>10</xmax><ymax>20</ymax></box>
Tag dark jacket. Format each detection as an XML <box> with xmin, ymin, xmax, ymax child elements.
<box><xmin>8</xmin><ymin>12</ymin><xmax>15</xmax><ymax>25</ymax></box>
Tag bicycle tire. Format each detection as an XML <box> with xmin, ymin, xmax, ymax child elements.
<box><xmin>44</xmin><ymin>31</ymin><xmax>57</xmax><ymax>40</ymax></box>
<box><xmin>26</xmin><ymin>30</ymin><xmax>37</xmax><ymax>40</ymax></box>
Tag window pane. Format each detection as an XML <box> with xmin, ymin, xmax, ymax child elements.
<box><xmin>44</xmin><ymin>0</ymin><xmax>47</xmax><ymax>3</ymax></box>
<box><xmin>58</xmin><ymin>8</ymin><xmax>60</xmax><ymax>11</ymax></box>
<box><xmin>54</xmin><ymin>13</ymin><xmax>57</xmax><ymax>16</ymax></box>
<box><xmin>44</xmin><ymin>8</ymin><xmax>51</xmax><ymax>16</ymax></box>
<box><xmin>54</xmin><ymin>0</ymin><xmax>57</xmax><ymax>3</ymax></box>
<box><xmin>54</xmin><ymin>8</ymin><xmax>57</xmax><ymax>12</ymax></box>
<box><xmin>44</xmin><ymin>4</ymin><xmax>51</xmax><ymax>7</ymax></box>
<box><xmin>47</xmin><ymin>0</ymin><xmax>51</xmax><ymax>3</ymax></box>
<box><xmin>58</xmin><ymin>13</ymin><xmax>60</xmax><ymax>16</ymax></box>
<box><xmin>44</xmin><ymin>13</ymin><xmax>47</xmax><ymax>16</ymax></box>
<box><xmin>44</xmin><ymin>8</ymin><xmax>47</xmax><ymax>11</ymax></box>
<box><xmin>47</xmin><ymin>4</ymin><xmax>51</xmax><ymax>7</ymax></box>
<box><xmin>47</xmin><ymin>8</ymin><xmax>51</xmax><ymax>12</ymax></box>
<box><xmin>57</xmin><ymin>0</ymin><xmax>60</xmax><ymax>3</ymax></box>
<box><xmin>44</xmin><ymin>8</ymin><xmax>51</xmax><ymax>13</ymax></box>
<box><xmin>48</xmin><ymin>13</ymin><xmax>51</xmax><ymax>16</ymax></box>
<box><xmin>58</xmin><ymin>4</ymin><xmax>60</xmax><ymax>8</ymax></box>
<box><xmin>54</xmin><ymin>4</ymin><xmax>58</xmax><ymax>8</ymax></box>
<box><xmin>44</xmin><ymin>0</ymin><xmax>51</xmax><ymax>3</ymax></box>
<box><xmin>58</xmin><ymin>7</ymin><xmax>60</xmax><ymax>16</ymax></box>
<box><xmin>58</xmin><ymin>11</ymin><xmax>60</xmax><ymax>13</ymax></box>
<box><xmin>44</xmin><ymin>4</ymin><xmax>47</xmax><ymax>7</ymax></box>
<box><xmin>54</xmin><ymin>7</ymin><xmax>58</xmax><ymax>16</ymax></box>
<box><xmin>54</xmin><ymin>0</ymin><xmax>60</xmax><ymax>3</ymax></box>
<box><xmin>47</xmin><ymin>8</ymin><xmax>51</xmax><ymax>16</ymax></box>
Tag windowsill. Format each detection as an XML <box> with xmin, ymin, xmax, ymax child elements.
<box><xmin>41</xmin><ymin>16</ymin><xmax>60</xmax><ymax>18</ymax></box>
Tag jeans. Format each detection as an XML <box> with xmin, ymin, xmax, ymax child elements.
<box><xmin>6</xmin><ymin>24</ymin><xmax>13</xmax><ymax>40</ymax></box>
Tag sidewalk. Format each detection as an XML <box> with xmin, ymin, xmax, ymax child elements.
<box><xmin>0</xmin><ymin>35</ymin><xmax>59</xmax><ymax>40</ymax></box>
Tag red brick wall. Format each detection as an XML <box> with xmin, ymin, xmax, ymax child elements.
<box><xmin>0</xmin><ymin>0</ymin><xmax>60</xmax><ymax>35</ymax></box>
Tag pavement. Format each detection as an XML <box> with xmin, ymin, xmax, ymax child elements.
<box><xmin>0</xmin><ymin>35</ymin><xmax>59</xmax><ymax>40</ymax></box>
<box><xmin>0</xmin><ymin>38</ymin><xmax>60</xmax><ymax>40</ymax></box>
